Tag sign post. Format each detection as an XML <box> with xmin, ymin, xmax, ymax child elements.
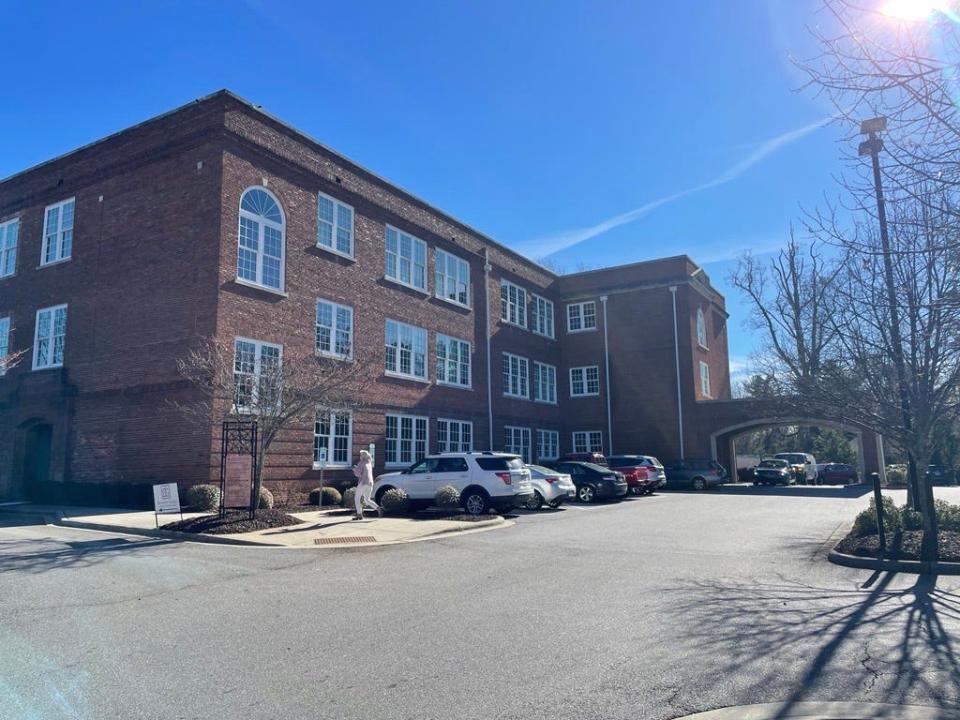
<box><xmin>152</xmin><ymin>483</ymin><xmax>182</xmax><ymax>528</ymax></box>
<box><xmin>316</xmin><ymin>447</ymin><xmax>327</xmax><ymax>509</ymax></box>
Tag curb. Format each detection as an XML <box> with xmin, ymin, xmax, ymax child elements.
<box><xmin>672</xmin><ymin>700</ymin><xmax>960</xmax><ymax>719</ymax></box>
<box><xmin>828</xmin><ymin>548</ymin><xmax>960</xmax><ymax>575</ymax></box>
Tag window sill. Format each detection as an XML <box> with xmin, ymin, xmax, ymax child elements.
<box><xmin>0</xmin><ymin>271</ymin><xmax>16</xmax><ymax>281</ymax></box>
<box><xmin>317</xmin><ymin>350</ymin><xmax>353</xmax><ymax>362</ymax></box>
<box><xmin>32</xmin><ymin>363</ymin><xmax>65</xmax><ymax>372</ymax></box>
<box><xmin>434</xmin><ymin>295</ymin><xmax>471</xmax><ymax>311</ymax></box>
<box><xmin>385</xmin><ymin>371</ymin><xmax>430</xmax><ymax>384</ymax></box>
<box><xmin>383</xmin><ymin>276</ymin><xmax>429</xmax><ymax>296</ymax></box>
<box><xmin>532</xmin><ymin>331</ymin><xmax>555</xmax><ymax>341</ymax></box>
<box><xmin>566</xmin><ymin>327</ymin><xmax>597</xmax><ymax>334</ymax></box>
<box><xmin>312</xmin><ymin>463</ymin><xmax>350</xmax><ymax>471</ymax></box>
<box><xmin>500</xmin><ymin>320</ymin><xmax>528</xmax><ymax>331</ymax></box>
<box><xmin>503</xmin><ymin>393</ymin><xmax>530</xmax><ymax>401</ymax></box>
<box><xmin>315</xmin><ymin>244</ymin><xmax>356</xmax><ymax>262</ymax></box>
<box><xmin>437</xmin><ymin>381</ymin><xmax>473</xmax><ymax>391</ymax></box>
<box><xmin>534</xmin><ymin>399</ymin><xmax>558</xmax><ymax>406</ymax></box>
<box><xmin>570</xmin><ymin>393</ymin><xmax>600</xmax><ymax>399</ymax></box>
<box><xmin>698</xmin><ymin>343</ymin><xmax>710</xmax><ymax>351</ymax></box>
<box><xmin>233</xmin><ymin>278</ymin><xmax>288</xmax><ymax>297</ymax></box>
<box><xmin>37</xmin><ymin>257</ymin><xmax>72</xmax><ymax>269</ymax></box>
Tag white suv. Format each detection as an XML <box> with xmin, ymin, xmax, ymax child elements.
<box><xmin>373</xmin><ymin>452</ymin><xmax>534</xmax><ymax>515</ymax></box>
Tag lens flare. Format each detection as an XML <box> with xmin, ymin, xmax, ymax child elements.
<box><xmin>881</xmin><ymin>0</ymin><xmax>945</xmax><ymax>20</ymax></box>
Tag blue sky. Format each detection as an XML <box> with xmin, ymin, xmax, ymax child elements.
<box><xmin>0</xmin><ymin>0</ymin><xmax>851</xmax><ymax>373</ymax></box>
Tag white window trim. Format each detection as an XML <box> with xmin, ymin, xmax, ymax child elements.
<box><xmin>569</xmin><ymin>366</ymin><xmax>600</xmax><ymax>397</ymax></box>
<box><xmin>232</xmin><ymin>336</ymin><xmax>283</xmax><ymax>413</ymax></box>
<box><xmin>437</xmin><ymin>418</ymin><xmax>474</xmax><ymax>453</ymax></box>
<box><xmin>536</xmin><ymin>429</ymin><xmax>560</xmax><ymax>461</ymax></box>
<box><xmin>32</xmin><ymin>304</ymin><xmax>68</xmax><ymax>371</ymax></box>
<box><xmin>572</xmin><ymin>430</ymin><xmax>604</xmax><ymax>454</ymax></box>
<box><xmin>315</xmin><ymin>298</ymin><xmax>354</xmax><ymax>360</ymax></box>
<box><xmin>0</xmin><ymin>217</ymin><xmax>19</xmax><ymax>279</ymax></box>
<box><xmin>504</xmin><ymin>425</ymin><xmax>532</xmax><ymax>463</ymax></box>
<box><xmin>40</xmin><ymin>198</ymin><xmax>74</xmax><ymax>267</ymax></box>
<box><xmin>313</xmin><ymin>409</ymin><xmax>353</xmax><ymax>469</ymax></box>
<box><xmin>385</xmin><ymin>413</ymin><xmax>430</xmax><ymax>468</ymax></box>
<box><xmin>316</xmin><ymin>191</ymin><xmax>355</xmax><ymax>260</ymax></box>
<box><xmin>237</xmin><ymin>187</ymin><xmax>286</xmax><ymax>292</ymax></box>
<box><xmin>502</xmin><ymin>352</ymin><xmax>530</xmax><ymax>399</ymax></box>
<box><xmin>434</xmin><ymin>248</ymin><xmax>471</xmax><ymax>308</ymax></box>
<box><xmin>385</xmin><ymin>319</ymin><xmax>429</xmax><ymax>382</ymax></box>
<box><xmin>533</xmin><ymin>361</ymin><xmax>557</xmax><ymax>405</ymax></box>
<box><xmin>384</xmin><ymin>224</ymin><xmax>428</xmax><ymax>293</ymax></box>
<box><xmin>696</xmin><ymin>308</ymin><xmax>709</xmax><ymax>350</ymax></box>
<box><xmin>0</xmin><ymin>316</ymin><xmax>10</xmax><ymax>376</ymax></box>
<box><xmin>436</xmin><ymin>333</ymin><xmax>472</xmax><ymax>389</ymax></box>
<box><xmin>566</xmin><ymin>301</ymin><xmax>597</xmax><ymax>333</ymax></box>
<box><xmin>500</xmin><ymin>280</ymin><xmax>528</xmax><ymax>329</ymax></box>
<box><xmin>700</xmin><ymin>360</ymin><xmax>712</xmax><ymax>398</ymax></box>
<box><xmin>531</xmin><ymin>294</ymin><xmax>555</xmax><ymax>339</ymax></box>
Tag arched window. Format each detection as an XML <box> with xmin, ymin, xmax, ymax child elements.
<box><xmin>237</xmin><ymin>187</ymin><xmax>285</xmax><ymax>291</ymax></box>
<box><xmin>696</xmin><ymin>308</ymin><xmax>707</xmax><ymax>348</ymax></box>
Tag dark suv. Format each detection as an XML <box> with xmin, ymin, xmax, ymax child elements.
<box><xmin>553</xmin><ymin>461</ymin><xmax>628</xmax><ymax>503</ymax></box>
<box><xmin>663</xmin><ymin>458</ymin><xmax>727</xmax><ymax>491</ymax></box>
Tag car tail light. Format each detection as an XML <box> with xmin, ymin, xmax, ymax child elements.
<box><xmin>636</xmin><ymin>467</ymin><xmax>650</xmax><ymax>480</ymax></box>
<box><xmin>496</xmin><ymin>472</ymin><xmax>512</xmax><ymax>485</ymax></box>
<box><xmin>544</xmin><ymin>476</ymin><xmax>559</xmax><ymax>484</ymax></box>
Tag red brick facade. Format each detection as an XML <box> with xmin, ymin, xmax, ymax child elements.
<box><xmin>0</xmin><ymin>91</ymin><xmax>732</xmax><ymax>502</ymax></box>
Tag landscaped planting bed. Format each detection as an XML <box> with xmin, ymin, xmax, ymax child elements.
<box><xmin>164</xmin><ymin>509</ymin><xmax>302</xmax><ymax>535</ymax></box>
<box><xmin>836</xmin><ymin>529</ymin><xmax>960</xmax><ymax>562</ymax></box>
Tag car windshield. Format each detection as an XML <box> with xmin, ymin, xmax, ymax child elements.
<box><xmin>581</xmin><ymin>463</ymin><xmax>612</xmax><ymax>473</ymax></box>
<box><xmin>776</xmin><ymin>454</ymin><xmax>807</xmax><ymax>464</ymax></box>
<box><xmin>759</xmin><ymin>460</ymin><xmax>788</xmax><ymax>468</ymax></box>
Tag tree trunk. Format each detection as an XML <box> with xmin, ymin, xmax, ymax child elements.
<box><xmin>911</xmin><ymin>453</ymin><xmax>939</xmax><ymax>562</ymax></box>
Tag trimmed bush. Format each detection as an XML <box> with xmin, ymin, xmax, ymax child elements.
<box><xmin>852</xmin><ymin>495</ymin><xmax>901</xmax><ymax>537</ymax></box>
<box><xmin>308</xmin><ymin>486</ymin><xmax>342</xmax><ymax>506</ymax></box>
<box><xmin>884</xmin><ymin>464</ymin><xmax>908</xmax><ymax>487</ymax></box>
<box><xmin>258</xmin><ymin>486</ymin><xmax>274</xmax><ymax>509</ymax></box>
<box><xmin>899</xmin><ymin>505</ymin><xmax>923</xmax><ymax>531</ymax></box>
<box><xmin>185</xmin><ymin>484</ymin><xmax>220</xmax><ymax>511</ymax></box>
<box><xmin>380</xmin><ymin>488</ymin><xmax>410</xmax><ymax>515</ymax></box>
<box><xmin>342</xmin><ymin>487</ymin><xmax>357</xmax><ymax>509</ymax></box>
<box><xmin>435</xmin><ymin>484</ymin><xmax>461</xmax><ymax>509</ymax></box>
<box><xmin>935</xmin><ymin>500</ymin><xmax>960</xmax><ymax>531</ymax></box>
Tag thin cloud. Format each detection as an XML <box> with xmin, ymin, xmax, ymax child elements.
<box><xmin>519</xmin><ymin>116</ymin><xmax>831</xmax><ymax>259</ymax></box>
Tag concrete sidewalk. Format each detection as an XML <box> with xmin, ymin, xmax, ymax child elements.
<box><xmin>0</xmin><ymin>503</ymin><xmax>510</xmax><ymax>547</ymax></box>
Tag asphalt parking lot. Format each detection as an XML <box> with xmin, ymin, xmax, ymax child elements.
<box><xmin>2</xmin><ymin>485</ymin><xmax>959</xmax><ymax>720</ymax></box>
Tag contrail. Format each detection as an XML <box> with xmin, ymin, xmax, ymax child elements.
<box><xmin>518</xmin><ymin>115</ymin><xmax>831</xmax><ymax>259</ymax></box>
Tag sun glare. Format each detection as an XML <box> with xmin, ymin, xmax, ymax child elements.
<box><xmin>881</xmin><ymin>0</ymin><xmax>945</xmax><ymax>20</ymax></box>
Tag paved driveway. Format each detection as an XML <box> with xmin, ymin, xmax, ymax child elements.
<box><xmin>2</xmin><ymin>486</ymin><xmax>959</xmax><ymax>719</ymax></box>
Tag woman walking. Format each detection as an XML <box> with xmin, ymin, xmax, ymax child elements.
<box><xmin>352</xmin><ymin>449</ymin><xmax>382</xmax><ymax>520</ymax></box>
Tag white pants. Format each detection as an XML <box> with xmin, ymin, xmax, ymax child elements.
<box><xmin>355</xmin><ymin>483</ymin><xmax>378</xmax><ymax>515</ymax></box>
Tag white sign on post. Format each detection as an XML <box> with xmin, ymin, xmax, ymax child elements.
<box><xmin>368</xmin><ymin>443</ymin><xmax>375</xmax><ymax>465</ymax></box>
<box><xmin>152</xmin><ymin>483</ymin><xmax>182</xmax><ymax>527</ymax></box>
<box><xmin>316</xmin><ymin>447</ymin><xmax>327</xmax><ymax>468</ymax></box>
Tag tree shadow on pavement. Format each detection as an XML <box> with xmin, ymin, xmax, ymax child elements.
<box><xmin>669</xmin><ymin>573</ymin><xmax>960</xmax><ymax>717</ymax></box>
<box><xmin>0</xmin><ymin>536</ymin><xmax>176</xmax><ymax>574</ymax></box>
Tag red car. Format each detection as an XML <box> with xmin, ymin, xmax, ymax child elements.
<box><xmin>817</xmin><ymin>463</ymin><xmax>859</xmax><ymax>484</ymax></box>
<box><xmin>607</xmin><ymin>455</ymin><xmax>667</xmax><ymax>495</ymax></box>
<box><xmin>562</xmin><ymin>452</ymin><xmax>608</xmax><ymax>466</ymax></box>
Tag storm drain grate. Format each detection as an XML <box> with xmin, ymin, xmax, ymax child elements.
<box><xmin>314</xmin><ymin>536</ymin><xmax>377</xmax><ymax>545</ymax></box>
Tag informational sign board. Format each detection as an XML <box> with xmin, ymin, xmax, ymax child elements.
<box><xmin>368</xmin><ymin>443</ymin><xmax>375</xmax><ymax>465</ymax></box>
<box><xmin>316</xmin><ymin>447</ymin><xmax>327</xmax><ymax>469</ymax></box>
<box><xmin>223</xmin><ymin>453</ymin><xmax>253</xmax><ymax>509</ymax></box>
<box><xmin>153</xmin><ymin>483</ymin><xmax>181</xmax><ymax>514</ymax></box>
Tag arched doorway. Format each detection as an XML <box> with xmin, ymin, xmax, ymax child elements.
<box><xmin>22</xmin><ymin>423</ymin><xmax>53</xmax><ymax>487</ymax></box>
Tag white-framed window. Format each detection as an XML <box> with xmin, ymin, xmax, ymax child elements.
<box><xmin>314</xmin><ymin>409</ymin><xmax>352</xmax><ymax>468</ymax></box>
<box><xmin>570</xmin><ymin>366</ymin><xmax>600</xmax><ymax>397</ymax></box>
<box><xmin>435</xmin><ymin>249</ymin><xmax>470</xmax><ymax>307</ymax></box>
<box><xmin>502</xmin><ymin>352</ymin><xmax>529</xmax><ymax>399</ymax></box>
<box><xmin>32</xmin><ymin>304</ymin><xmax>67</xmax><ymax>370</ymax></box>
<box><xmin>41</xmin><ymin>198</ymin><xmax>74</xmax><ymax>266</ymax></box>
<box><xmin>385</xmin><ymin>225</ymin><xmax>427</xmax><ymax>291</ymax></box>
<box><xmin>536</xmin><ymin>429</ymin><xmax>559</xmax><ymax>462</ymax></box>
<box><xmin>504</xmin><ymin>426</ymin><xmax>532</xmax><ymax>464</ymax></box>
<box><xmin>385</xmin><ymin>414</ymin><xmax>429</xmax><ymax>467</ymax></box>
<box><xmin>0</xmin><ymin>218</ymin><xmax>18</xmax><ymax>278</ymax></box>
<box><xmin>437</xmin><ymin>418</ymin><xmax>473</xmax><ymax>453</ymax></box>
<box><xmin>700</xmin><ymin>361</ymin><xmax>712</xmax><ymax>398</ymax></box>
<box><xmin>237</xmin><ymin>187</ymin><xmax>285</xmax><ymax>291</ymax></box>
<box><xmin>316</xmin><ymin>299</ymin><xmax>353</xmax><ymax>359</ymax></box>
<box><xmin>436</xmin><ymin>334</ymin><xmax>471</xmax><ymax>388</ymax></box>
<box><xmin>533</xmin><ymin>361</ymin><xmax>557</xmax><ymax>404</ymax></box>
<box><xmin>531</xmin><ymin>294</ymin><xmax>554</xmax><ymax>338</ymax></box>
<box><xmin>233</xmin><ymin>337</ymin><xmax>282</xmax><ymax>412</ymax></box>
<box><xmin>696</xmin><ymin>308</ymin><xmax>708</xmax><ymax>348</ymax></box>
<box><xmin>567</xmin><ymin>301</ymin><xmax>597</xmax><ymax>333</ymax></box>
<box><xmin>385</xmin><ymin>319</ymin><xmax>428</xmax><ymax>380</ymax></box>
<box><xmin>573</xmin><ymin>430</ymin><xmax>603</xmax><ymax>454</ymax></box>
<box><xmin>0</xmin><ymin>316</ymin><xmax>10</xmax><ymax>376</ymax></box>
<box><xmin>317</xmin><ymin>192</ymin><xmax>354</xmax><ymax>258</ymax></box>
<box><xmin>500</xmin><ymin>280</ymin><xmax>527</xmax><ymax>328</ymax></box>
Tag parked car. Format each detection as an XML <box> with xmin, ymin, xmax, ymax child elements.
<box><xmin>373</xmin><ymin>452</ymin><xmax>533</xmax><ymax>515</ymax></box>
<box><xmin>774</xmin><ymin>452</ymin><xmax>818</xmax><ymax>483</ymax></box>
<box><xmin>553</xmin><ymin>461</ymin><xmax>628</xmax><ymax>503</ymax></box>
<box><xmin>662</xmin><ymin>458</ymin><xmax>727</xmax><ymax>491</ymax></box>
<box><xmin>753</xmin><ymin>458</ymin><xmax>793</xmax><ymax>486</ymax></box>
<box><xmin>525</xmin><ymin>465</ymin><xmax>577</xmax><ymax>509</ymax></box>
<box><xmin>607</xmin><ymin>455</ymin><xmax>666</xmax><ymax>495</ymax></box>
<box><xmin>817</xmin><ymin>462</ymin><xmax>859</xmax><ymax>484</ymax></box>
<box><xmin>926</xmin><ymin>465</ymin><xmax>958</xmax><ymax>486</ymax></box>
<box><xmin>561</xmin><ymin>452</ymin><xmax>608</xmax><ymax>466</ymax></box>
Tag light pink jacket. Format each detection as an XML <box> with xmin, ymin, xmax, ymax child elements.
<box><xmin>353</xmin><ymin>457</ymin><xmax>374</xmax><ymax>486</ymax></box>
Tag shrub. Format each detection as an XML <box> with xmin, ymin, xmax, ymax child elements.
<box><xmin>899</xmin><ymin>505</ymin><xmax>923</xmax><ymax>531</ymax></box>
<box><xmin>380</xmin><ymin>488</ymin><xmax>410</xmax><ymax>515</ymax></box>
<box><xmin>258</xmin><ymin>486</ymin><xmax>274</xmax><ymax>509</ymax></box>
<box><xmin>185</xmin><ymin>484</ymin><xmax>220</xmax><ymax>511</ymax></box>
<box><xmin>341</xmin><ymin>487</ymin><xmax>357</xmax><ymax>509</ymax></box>
<box><xmin>884</xmin><ymin>464</ymin><xmax>908</xmax><ymax>487</ymax></box>
<box><xmin>935</xmin><ymin>499</ymin><xmax>960</xmax><ymax>532</ymax></box>
<box><xmin>435</xmin><ymin>485</ymin><xmax>461</xmax><ymax>509</ymax></box>
<box><xmin>308</xmin><ymin>486</ymin><xmax>342</xmax><ymax>507</ymax></box>
<box><xmin>852</xmin><ymin>495</ymin><xmax>901</xmax><ymax>537</ymax></box>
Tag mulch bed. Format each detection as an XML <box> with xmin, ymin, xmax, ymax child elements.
<box><xmin>163</xmin><ymin>509</ymin><xmax>303</xmax><ymax>535</ymax></box>
<box><xmin>835</xmin><ymin>529</ymin><xmax>960</xmax><ymax>562</ymax></box>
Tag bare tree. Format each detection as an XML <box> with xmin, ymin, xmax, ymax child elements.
<box><xmin>2</xmin><ymin>325</ymin><xmax>30</xmax><ymax>375</ymax></box>
<box><xmin>173</xmin><ymin>335</ymin><xmax>376</xmax><ymax>510</ymax></box>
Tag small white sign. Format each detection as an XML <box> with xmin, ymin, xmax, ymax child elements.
<box><xmin>368</xmin><ymin>443</ymin><xmax>376</xmax><ymax>465</ymax></box>
<box><xmin>153</xmin><ymin>483</ymin><xmax>181</xmax><ymax>515</ymax></box>
<box><xmin>316</xmin><ymin>447</ymin><xmax>327</xmax><ymax>468</ymax></box>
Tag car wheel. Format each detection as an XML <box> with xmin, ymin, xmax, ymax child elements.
<box><xmin>526</xmin><ymin>491</ymin><xmax>544</xmax><ymax>511</ymax></box>
<box><xmin>691</xmin><ymin>477</ymin><xmax>706</xmax><ymax>491</ymax></box>
<box><xmin>548</xmin><ymin>499</ymin><xmax>563</xmax><ymax>509</ymax></box>
<box><xmin>577</xmin><ymin>484</ymin><xmax>597</xmax><ymax>503</ymax></box>
<box><xmin>462</xmin><ymin>490</ymin><xmax>489</xmax><ymax>516</ymax></box>
<box><xmin>629</xmin><ymin>486</ymin><xmax>642</xmax><ymax>496</ymax></box>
